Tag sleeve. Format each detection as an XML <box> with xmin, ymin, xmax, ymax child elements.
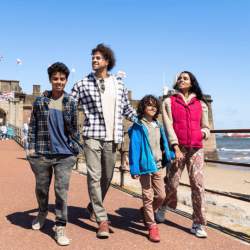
<box><xmin>201</xmin><ymin>101</ymin><xmax>210</xmax><ymax>140</ymax></box>
<box><xmin>128</xmin><ymin>124</ymin><xmax>141</xmax><ymax>176</ymax></box>
<box><xmin>122</xmin><ymin>86</ymin><xmax>137</xmax><ymax>122</ymax></box>
<box><xmin>162</xmin><ymin>98</ymin><xmax>179</xmax><ymax>146</ymax></box>
<box><xmin>71</xmin><ymin>81</ymin><xmax>80</xmax><ymax>103</ymax></box>
<box><xmin>27</xmin><ymin>102</ymin><xmax>37</xmax><ymax>150</ymax></box>
<box><xmin>71</xmin><ymin>98</ymin><xmax>80</xmax><ymax>140</ymax></box>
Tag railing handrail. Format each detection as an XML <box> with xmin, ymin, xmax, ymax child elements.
<box><xmin>211</xmin><ymin>129</ymin><xmax>250</xmax><ymax>133</ymax></box>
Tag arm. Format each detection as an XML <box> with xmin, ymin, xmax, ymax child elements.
<box><xmin>128</xmin><ymin>124</ymin><xmax>141</xmax><ymax>176</ymax></box>
<box><xmin>162</xmin><ymin>98</ymin><xmax>178</xmax><ymax>146</ymax></box>
<box><xmin>71</xmin><ymin>81</ymin><xmax>81</xmax><ymax>103</ymax></box>
<box><xmin>70</xmin><ymin>97</ymin><xmax>80</xmax><ymax>139</ymax></box>
<box><xmin>122</xmin><ymin>87</ymin><xmax>137</xmax><ymax>122</ymax></box>
<box><xmin>201</xmin><ymin>101</ymin><xmax>210</xmax><ymax>139</ymax></box>
<box><xmin>27</xmin><ymin>103</ymin><xmax>37</xmax><ymax>152</ymax></box>
<box><xmin>162</xmin><ymin>98</ymin><xmax>184</xmax><ymax>161</ymax></box>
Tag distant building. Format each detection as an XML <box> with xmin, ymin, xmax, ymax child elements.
<box><xmin>0</xmin><ymin>79</ymin><xmax>40</xmax><ymax>127</ymax></box>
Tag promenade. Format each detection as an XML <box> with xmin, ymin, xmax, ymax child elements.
<box><xmin>0</xmin><ymin>140</ymin><xmax>249</xmax><ymax>250</ymax></box>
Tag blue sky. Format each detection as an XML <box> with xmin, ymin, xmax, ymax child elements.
<box><xmin>0</xmin><ymin>0</ymin><xmax>249</xmax><ymax>129</ymax></box>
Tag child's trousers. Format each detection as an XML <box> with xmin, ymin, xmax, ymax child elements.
<box><xmin>140</xmin><ymin>168</ymin><xmax>166</xmax><ymax>226</ymax></box>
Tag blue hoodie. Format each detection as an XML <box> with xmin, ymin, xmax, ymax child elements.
<box><xmin>128</xmin><ymin>120</ymin><xmax>175</xmax><ymax>176</ymax></box>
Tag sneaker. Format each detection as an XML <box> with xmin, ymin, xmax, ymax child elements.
<box><xmin>31</xmin><ymin>212</ymin><xmax>48</xmax><ymax>230</ymax></box>
<box><xmin>190</xmin><ymin>224</ymin><xmax>208</xmax><ymax>238</ymax></box>
<box><xmin>148</xmin><ymin>224</ymin><xmax>160</xmax><ymax>242</ymax></box>
<box><xmin>87</xmin><ymin>203</ymin><xmax>96</xmax><ymax>222</ymax></box>
<box><xmin>54</xmin><ymin>226</ymin><xmax>71</xmax><ymax>246</ymax></box>
<box><xmin>155</xmin><ymin>206</ymin><xmax>167</xmax><ymax>223</ymax></box>
<box><xmin>97</xmin><ymin>221</ymin><xmax>110</xmax><ymax>239</ymax></box>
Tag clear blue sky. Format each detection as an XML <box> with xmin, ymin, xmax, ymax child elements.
<box><xmin>0</xmin><ymin>0</ymin><xmax>249</xmax><ymax>129</ymax></box>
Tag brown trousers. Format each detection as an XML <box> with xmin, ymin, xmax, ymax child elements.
<box><xmin>140</xmin><ymin>168</ymin><xmax>166</xmax><ymax>226</ymax></box>
<box><xmin>163</xmin><ymin>147</ymin><xmax>206</xmax><ymax>225</ymax></box>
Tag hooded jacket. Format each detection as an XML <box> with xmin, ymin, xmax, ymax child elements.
<box><xmin>128</xmin><ymin>120</ymin><xmax>175</xmax><ymax>176</ymax></box>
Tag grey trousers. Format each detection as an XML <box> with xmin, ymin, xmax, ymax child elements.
<box><xmin>28</xmin><ymin>154</ymin><xmax>76</xmax><ymax>226</ymax></box>
<box><xmin>84</xmin><ymin>138</ymin><xmax>116</xmax><ymax>222</ymax></box>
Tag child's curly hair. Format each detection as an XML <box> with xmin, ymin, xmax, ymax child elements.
<box><xmin>137</xmin><ymin>95</ymin><xmax>160</xmax><ymax>120</ymax></box>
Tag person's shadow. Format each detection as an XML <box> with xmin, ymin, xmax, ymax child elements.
<box><xmin>110</xmin><ymin>207</ymin><xmax>191</xmax><ymax>236</ymax></box>
<box><xmin>108</xmin><ymin>207</ymin><xmax>148</xmax><ymax>238</ymax></box>
<box><xmin>6</xmin><ymin>205</ymin><xmax>98</xmax><ymax>240</ymax></box>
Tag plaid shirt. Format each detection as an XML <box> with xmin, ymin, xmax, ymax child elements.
<box><xmin>28</xmin><ymin>91</ymin><xmax>79</xmax><ymax>154</ymax></box>
<box><xmin>71</xmin><ymin>73</ymin><xmax>136</xmax><ymax>143</ymax></box>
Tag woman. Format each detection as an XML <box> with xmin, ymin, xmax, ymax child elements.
<box><xmin>156</xmin><ymin>71</ymin><xmax>210</xmax><ymax>238</ymax></box>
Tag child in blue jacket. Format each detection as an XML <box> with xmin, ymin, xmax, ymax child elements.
<box><xmin>129</xmin><ymin>95</ymin><xmax>175</xmax><ymax>242</ymax></box>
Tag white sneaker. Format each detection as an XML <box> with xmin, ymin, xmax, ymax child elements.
<box><xmin>155</xmin><ymin>206</ymin><xmax>167</xmax><ymax>223</ymax></box>
<box><xmin>54</xmin><ymin>226</ymin><xmax>71</xmax><ymax>246</ymax></box>
<box><xmin>190</xmin><ymin>224</ymin><xmax>208</xmax><ymax>238</ymax></box>
<box><xmin>32</xmin><ymin>212</ymin><xmax>48</xmax><ymax>230</ymax></box>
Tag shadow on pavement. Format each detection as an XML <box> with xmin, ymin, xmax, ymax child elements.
<box><xmin>109</xmin><ymin>207</ymin><xmax>148</xmax><ymax>238</ymax></box>
<box><xmin>6</xmin><ymin>205</ymin><xmax>98</xmax><ymax>239</ymax></box>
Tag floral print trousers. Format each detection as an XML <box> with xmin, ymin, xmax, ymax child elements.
<box><xmin>163</xmin><ymin>147</ymin><xmax>206</xmax><ymax>225</ymax></box>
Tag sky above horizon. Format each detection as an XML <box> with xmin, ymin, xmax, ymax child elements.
<box><xmin>0</xmin><ymin>0</ymin><xmax>249</xmax><ymax>129</ymax></box>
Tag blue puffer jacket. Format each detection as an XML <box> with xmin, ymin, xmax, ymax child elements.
<box><xmin>128</xmin><ymin>120</ymin><xmax>175</xmax><ymax>176</ymax></box>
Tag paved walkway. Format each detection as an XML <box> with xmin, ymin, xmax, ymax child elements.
<box><xmin>0</xmin><ymin>140</ymin><xmax>249</xmax><ymax>250</ymax></box>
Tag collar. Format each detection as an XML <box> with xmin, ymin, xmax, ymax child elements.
<box><xmin>175</xmin><ymin>91</ymin><xmax>197</xmax><ymax>104</ymax></box>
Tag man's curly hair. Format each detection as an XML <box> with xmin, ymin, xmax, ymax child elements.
<box><xmin>92</xmin><ymin>43</ymin><xmax>116</xmax><ymax>71</ymax></box>
<box><xmin>137</xmin><ymin>95</ymin><xmax>160</xmax><ymax>120</ymax></box>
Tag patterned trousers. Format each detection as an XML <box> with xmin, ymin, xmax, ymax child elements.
<box><xmin>28</xmin><ymin>154</ymin><xmax>76</xmax><ymax>226</ymax></box>
<box><xmin>163</xmin><ymin>147</ymin><xmax>206</xmax><ymax>225</ymax></box>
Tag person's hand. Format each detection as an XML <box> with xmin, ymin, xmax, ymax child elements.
<box><xmin>132</xmin><ymin>175</ymin><xmax>139</xmax><ymax>179</ymax></box>
<box><xmin>173</xmin><ymin>145</ymin><xmax>184</xmax><ymax>168</ymax></box>
<box><xmin>202</xmin><ymin>131</ymin><xmax>206</xmax><ymax>139</ymax></box>
<box><xmin>27</xmin><ymin>149</ymin><xmax>35</xmax><ymax>156</ymax></box>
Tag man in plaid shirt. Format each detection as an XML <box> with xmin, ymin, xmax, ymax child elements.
<box><xmin>71</xmin><ymin>44</ymin><xmax>136</xmax><ymax>238</ymax></box>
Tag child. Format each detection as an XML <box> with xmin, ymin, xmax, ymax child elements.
<box><xmin>28</xmin><ymin>62</ymin><xmax>80</xmax><ymax>246</ymax></box>
<box><xmin>128</xmin><ymin>95</ymin><xmax>175</xmax><ymax>242</ymax></box>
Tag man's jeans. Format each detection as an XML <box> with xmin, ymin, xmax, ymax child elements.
<box><xmin>84</xmin><ymin>138</ymin><xmax>116</xmax><ymax>222</ymax></box>
<box><xmin>28</xmin><ymin>154</ymin><xmax>76</xmax><ymax>226</ymax></box>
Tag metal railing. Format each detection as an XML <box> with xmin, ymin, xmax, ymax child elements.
<box><xmin>8</xmin><ymin>124</ymin><xmax>24</xmax><ymax>147</ymax></box>
<box><xmin>205</xmin><ymin>129</ymin><xmax>250</xmax><ymax>168</ymax></box>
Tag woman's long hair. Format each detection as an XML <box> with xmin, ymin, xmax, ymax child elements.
<box><xmin>173</xmin><ymin>71</ymin><xmax>207</xmax><ymax>103</ymax></box>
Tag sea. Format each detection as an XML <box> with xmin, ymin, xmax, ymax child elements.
<box><xmin>216</xmin><ymin>137</ymin><xmax>250</xmax><ymax>164</ymax></box>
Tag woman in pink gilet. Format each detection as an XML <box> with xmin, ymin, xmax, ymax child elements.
<box><xmin>156</xmin><ymin>71</ymin><xmax>210</xmax><ymax>238</ymax></box>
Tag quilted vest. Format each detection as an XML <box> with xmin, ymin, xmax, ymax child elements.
<box><xmin>170</xmin><ymin>95</ymin><xmax>203</xmax><ymax>148</ymax></box>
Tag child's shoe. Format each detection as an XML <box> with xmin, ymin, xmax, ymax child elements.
<box><xmin>148</xmin><ymin>224</ymin><xmax>160</xmax><ymax>242</ymax></box>
<box><xmin>190</xmin><ymin>224</ymin><xmax>208</xmax><ymax>238</ymax></box>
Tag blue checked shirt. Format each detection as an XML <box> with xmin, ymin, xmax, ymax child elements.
<box><xmin>71</xmin><ymin>73</ymin><xmax>137</xmax><ymax>143</ymax></box>
<box><xmin>28</xmin><ymin>92</ymin><xmax>80</xmax><ymax>155</ymax></box>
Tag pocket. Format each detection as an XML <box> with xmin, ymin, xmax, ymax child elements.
<box><xmin>84</xmin><ymin>138</ymin><xmax>100</xmax><ymax>150</ymax></box>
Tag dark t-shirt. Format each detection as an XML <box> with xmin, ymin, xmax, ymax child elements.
<box><xmin>48</xmin><ymin>95</ymin><xmax>73</xmax><ymax>155</ymax></box>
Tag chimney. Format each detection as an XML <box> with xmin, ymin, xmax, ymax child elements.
<box><xmin>32</xmin><ymin>84</ymin><xmax>41</xmax><ymax>96</ymax></box>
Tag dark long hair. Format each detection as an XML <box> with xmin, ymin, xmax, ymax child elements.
<box><xmin>137</xmin><ymin>95</ymin><xmax>160</xmax><ymax>120</ymax></box>
<box><xmin>173</xmin><ymin>71</ymin><xmax>206</xmax><ymax>102</ymax></box>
